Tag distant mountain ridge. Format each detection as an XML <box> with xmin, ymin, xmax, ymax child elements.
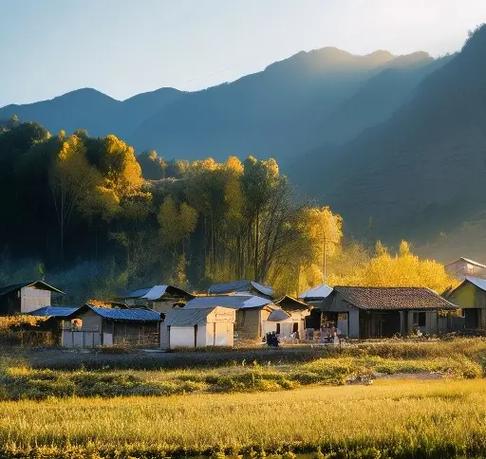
<box><xmin>290</xmin><ymin>25</ymin><xmax>486</xmax><ymax>254</ymax></box>
<box><xmin>0</xmin><ymin>46</ymin><xmax>441</xmax><ymax>164</ymax></box>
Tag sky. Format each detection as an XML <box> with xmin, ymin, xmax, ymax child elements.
<box><xmin>1</xmin><ymin>0</ymin><xmax>486</xmax><ymax>107</ymax></box>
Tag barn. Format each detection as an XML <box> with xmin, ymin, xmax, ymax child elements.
<box><xmin>162</xmin><ymin>306</ymin><xmax>235</xmax><ymax>349</ymax></box>
<box><xmin>0</xmin><ymin>280</ymin><xmax>64</xmax><ymax>315</ymax></box>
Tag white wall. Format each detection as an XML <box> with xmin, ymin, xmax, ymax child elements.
<box><xmin>20</xmin><ymin>286</ymin><xmax>51</xmax><ymax>313</ymax></box>
<box><xmin>169</xmin><ymin>326</ymin><xmax>198</xmax><ymax>349</ymax></box>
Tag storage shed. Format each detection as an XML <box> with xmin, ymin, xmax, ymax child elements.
<box><xmin>162</xmin><ymin>306</ymin><xmax>235</xmax><ymax>349</ymax></box>
<box><xmin>184</xmin><ymin>295</ymin><xmax>278</xmax><ymax>341</ymax></box>
<box><xmin>319</xmin><ymin>286</ymin><xmax>456</xmax><ymax>338</ymax></box>
<box><xmin>446</xmin><ymin>276</ymin><xmax>486</xmax><ymax>330</ymax></box>
<box><xmin>62</xmin><ymin>305</ymin><xmax>161</xmax><ymax>348</ymax></box>
<box><xmin>0</xmin><ymin>281</ymin><xmax>64</xmax><ymax>315</ymax></box>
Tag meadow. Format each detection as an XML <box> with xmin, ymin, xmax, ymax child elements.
<box><xmin>0</xmin><ymin>338</ymin><xmax>485</xmax><ymax>457</ymax></box>
<box><xmin>0</xmin><ymin>379</ymin><xmax>484</xmax><ymax>458</ymax></box>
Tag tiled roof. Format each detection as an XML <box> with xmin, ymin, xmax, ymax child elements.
<box><xmin>333</xmin><ymin>286</ymin><xmax>456</xmax><ymax>310</ymax></box>
<box><xmin>164</xmin><ymin>307</ymin><xmax>223</xmax><ymax>326</ymax></box>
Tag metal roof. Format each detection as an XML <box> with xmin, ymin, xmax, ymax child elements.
<box><xmin>464</xmin><ymin>276</ymin><xmax>486</xmax><ymax>292</ymax></box>
<box><xmin>164</xmin><ymin>307</ymin><xmax>234</xmax><ymax>326</ymax></box>
<box><xmin>184</xmin><ymin>295</ymin><xmax>274</xmax><ymax>310</ymax></box>
<box><xmin>208</xmin><ymin>280</ymin><xmax>273</xmax><ymax>297</ymax></box>
<box><xmin>447</xmin><ymin>257</ymin><xmax>486</xmax><ymax>269</ymax></box>
<box><xmin>267</xmin><ymin>309</ymin><xmax>291</xmax><ymax>321</ymax></box>
<box><xmin>301</xmin><ymin>284</ymin><xmax>333</xmax><ymax>300</ymax></box>
<box><xmin>29</xmin><ymin>306</ymin><xmax>78</xmax><ymax>318</ymax></box>
<box><xmin>122</xmin><ymin>284</ymin><xmax>193</xmax><ymax>300</ymax></box>
<box><xmin>67</xmin><ymin>305</ymin><xmax>161</xmax><ymax>322</ymax></box>
<box><xmin>331</xmin><ymin>286</ymin><xmax>456</xmax><ymax>310</ymax></box>
<box><xmin>0</xmin><ymin>280</ymin><xmax>65</xmax><ymax>297</ymax></box>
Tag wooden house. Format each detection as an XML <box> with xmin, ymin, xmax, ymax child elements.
<box><xmin>318</xmin><ymin>286</ymin><xmax>456</xmax><ymax>338</ymax></box>
<box><xmin>62</xmin><ymin>305</ymin><xmax>161</xmax><ymax>348</ymax></box>
<box><xmin>446</xmin><ymin>276</ymin><xmax>486</xmax><ymax>330</ymax></box>
<box><xmin>208</xmin><ymin>280</ymin><xmax>274</xmax><ymax>299</ymax></box>
<box><xmin>0</xmin><ymin>281</ymin><xmax>64</xmax><ymax>315</ymax></box>
<box><xmin>445</xmin><ymin>257</ymin><xmax>486</xmax><ymax>280</ymax></box>
<box><xmin>184</xmin><ymin>294</ymin><xmax>279</xmax><ymax>341</ymax></box>
<box><xmin>161</xmin><ymin>306</ymin><xmax>235</xmax><ymax>349</ymax></box>
<box><xmin>119</xmin><ymin>284</ymin><xmax>194</xmax><ymax>313</ymax></box>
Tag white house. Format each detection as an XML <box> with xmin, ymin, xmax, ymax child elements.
<box><xmin>162</xmin><ymin>306</ymin><xmax>236</xmax><ymax>349</ymax></box>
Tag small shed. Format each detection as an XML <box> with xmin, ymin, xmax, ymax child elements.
<box><xmin>184</xmin><ymin>295</ymin><xmax>278</xmax><ymax>341</ymax></box>
<box><xmin>63</xmin><ymin>305</ymin><xmax>161</xmax><ymax>348</ymax></box>
<box><xmin>208</xmin><ymin>280</ymin><xmax>274</xmax><ymax>299</ymax></box>
<box><xmin>162</xmin><ymin>306</ymin><xmax>235</xmax><ymax>349</ymax></box>
<box><xmin>0</xmin><ymin>281</ymin><xmax>64</xmax><ymax>315</ymax></box>
<box><xmin>120</xmin><ymin>284</ymin><xmax>194</xmax><ymax>312</ymax></box>
<box><xmin>446</xmin><ymin>276</ymin><xmax>486</xmax><ymax>330</ymax></box>
<box><xmin>319</xmin><ymin>286</ymin><xmax>456</xmax><ymax>338</ymax></box>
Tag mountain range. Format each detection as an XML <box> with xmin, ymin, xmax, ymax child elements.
<box><xmin>3</xmin><ymin>25</ymin><xmax>486</xmax><ymax>258</ymax></box>
<box><xmin>0</xmin><ymin>47</ymin><xmax>444</xmax><ymax>164</ymax></box>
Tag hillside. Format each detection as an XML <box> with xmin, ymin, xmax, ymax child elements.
<box><xmin>0</xmin><ymin>48</ymin><xmax>438</xmax><ymax>163</ymax></box>
<box><xmin>292</xmin><ymin>26</ymin><xmax>486</xmax><ymax>255</ymax></box>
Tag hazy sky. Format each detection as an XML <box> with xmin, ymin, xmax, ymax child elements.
<box><xmin>1</xmin><ymin>0</ymin><xmax>486</xmax><ymax>106</ymax></box>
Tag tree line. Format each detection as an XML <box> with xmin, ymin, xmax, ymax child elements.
<box><xmin>0</xmin><ymin>119</ymin><xmax>454</xmax><ymax>301</ymax></box>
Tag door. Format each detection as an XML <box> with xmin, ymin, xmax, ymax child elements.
<box><xmin>465</xmin><ymin>309</ymin><xmax>480</xmax><ymax>329</ymax></box>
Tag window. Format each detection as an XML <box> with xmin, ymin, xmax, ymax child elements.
<box><xmin>413</xmin><ymin>312</ymin><xmax>426</xmax><ymax>327</ymax></box>
<box><xmin>276</xmin><ymin>323</ymin><xmax>281</xmax><ymax>334</ymax></box>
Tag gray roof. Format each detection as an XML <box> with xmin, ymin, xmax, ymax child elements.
<box><xmin>0</xmin><ymin>280</ymin><xmax>64</xmax><ymax>297</ymax></box>
<box><xmin>463</xmin><ymin>276</ymin><xmax>486</xmax><ymax>292</ymax></box>
<box><xmin>331</xmin><ymin>286</ymin><xmax>456</xmax><ymax>310</ymax></box>
<box><xmin>208</xmin><ymin>280</ymin><xmax>273</xmax><ymax>297</ymax></box>
<box><xmin>184</xmin><ymin>295</ymin><xmax>274</xmax><ymax>310</ymax></box>
<box><xmin>267</xmin><ymin>309</ymin><xmax>291</xmax><ymax>321</ymax></box>
<box><xmin>447</xmin><ymin>257</ymin><xmax>486</xmax><ymax>269</ymax></box>
<box><xmin>300</xmin><ymin>284</ymin><xmax>333</xmax><ymax>300</ymax></box>
<box><xmin>122</xmin><ymin>284</ymin><xmax>193</xmax><ymax>300</ymax></box>
<box><xmin>68</xmin><ymin>305</ymin><xmax>161</xmax><ymax>322</ymax></box>
<box><xmin>29</xmin><ymin>306</ymin><xmax>78</xmax><ymax>318</ymax></box>
<box><xmin>164</xmin><ymin>307</ymin><xmax>218</xmax><ymax>326</ymax></box>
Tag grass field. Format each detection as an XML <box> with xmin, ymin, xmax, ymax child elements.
<box><xmin>0</xmin><ymin>379</ymin><xmax>484</xmax><ymax>458</ymax></box>
<box><xmin>0</xmin><ymin>339</ymin><xmax>485</xmax><ymax>457</ymax></box>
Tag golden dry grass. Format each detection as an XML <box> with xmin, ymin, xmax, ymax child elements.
<box><xmin>0</xmin><ymin>379</ymin><xmax>484</xmax><ymax>458</ymax></box>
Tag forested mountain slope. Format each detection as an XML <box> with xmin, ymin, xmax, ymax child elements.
<box><xmin>292</xmin><ymin>25</ymin><xmax>486</xmax><ymax>250</ymax></box>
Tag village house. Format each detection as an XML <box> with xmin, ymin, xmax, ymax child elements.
<box><xmin>0</xmin><ymin>280</ymin><xmax>64</xmax><ymax>315</ymax></box>
<box><xmin>208</xmin><ymin>280</ymin><xmax>274</xmax><ymax>299</ymax></box>
<box><xmin>183</xmin><ymin>294</ymin><xmax>280</xmax><ymax>341</ymax></box>
<box><xmin>272</xmin><ymin>295</ymin><xmax>311</xmax><ymax>340</ymax></box>
<box><xmin>299</xmin><ymin>284</ymin><xmax>333</xmax><ymax>330</ymax></box>
<box><xmin>446</xmin><ymin>276</ymin><xmax>486</xmax><ymax>330</ymax></box>
<box><xmin>161</xmin><ymin>306</ymin><xmax>236</xmax><ymax>349</ymax></box>
<box><xmin>119</xmin><ymin>284</ymin><xmax>194</xmax><ymax>312</ymax></box>
<box><xmin>318</xmin><ymin>286</ymin><xmax>456</xmax><ymax>338</ymax></box>
<box><xmin>445</xmin><ymin>257</ymin><xmax>486</xmax><ymax>280</ymax></box>
<box><xmin>62</xmin><ymin>305</ymin><xmax>161</xmax><ymax>348</ymax></box>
